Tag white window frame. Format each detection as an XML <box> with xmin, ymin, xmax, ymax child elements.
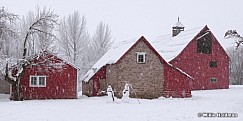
<box><xmin>29</xmin><ymin>76</ymin><xmax>46</xmax><ymax>87</ymax></box>
<box><xmin>136</xmin><ymin>52</ymin><xmax>146</xmax><ymax>64</ymax></box>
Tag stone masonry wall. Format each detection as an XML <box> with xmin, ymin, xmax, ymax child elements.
<box><xmin>0</xmin><ymin>79</ymin><xmax>10</xmax><ymax>94</ymax></box>
<box><xmin>105</xmin><ymin>40</ymin><xmax>164</xmax><ymax>99</ymax></box>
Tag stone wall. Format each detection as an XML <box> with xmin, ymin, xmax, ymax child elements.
<box><xmin>0</xmin><ymin>79</ymin><xmax>10</xmax><ymax>94</ymax></box>
<box><xmin>82</xmin><ymin>81</ymin><xmax>93</xmax><ymax>96</ymax></box>
<box><xmin>105</xmin><ymin>40</ymin><xmax>164</xmax><ymax>99</ymax></box>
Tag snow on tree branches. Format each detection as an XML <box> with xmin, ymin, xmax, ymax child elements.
<box><xmin>224</xmin><ymin>30</ymin><xmax>243</xmax><ymax>48</ymax></box>
<box><xmin>3</xmin><ymin>7</ymin><xmax>59</xmax><ymax>101</ymax></box>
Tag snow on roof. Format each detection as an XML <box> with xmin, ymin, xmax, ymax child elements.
<box><xmin>173</xmin><ymin>21</ymin><xmax>184</xmax><ymax>28</ymax></box>
<box><xmin>28</xmin><ymin>51</ymin><xmax>80</xmax><ymax>70</ymax></box>
<box><xmin>152</xmin><ymin>26</ymin><xmax>204</xmax><ymax>62</ymax></box>
<box><xmin>83</xmin><ymin>25</ymin><xmax>236</xmax><ymax>82</ymax></box>
<box><xmin>152</xmin><ymin>26</ymin><xmax>237</xmax><ymax>62</ymax></box>
<box><xmin>83</xmin><ymin>37</ymin><xmax>139</xmax><ymax>82</ymax></box>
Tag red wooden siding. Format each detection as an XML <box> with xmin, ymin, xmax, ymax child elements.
<box><xmin>170</xmin><ymin>26</ymin><xmax>230</xmax><ymax>90</ymax></box>
<box><xmin>163</xmin><ymin>64</ymin><xmax>192</xmax><ymax>98</ymax></box>
<box><xmin>91</xmin><ymin>66</ymin><xmax>106</xmax><ymax>96</ymax></box>
<box><xmin>20</xmin><ymin>53</ymin><xmax>78</xmax><ymax>100</ymax></box>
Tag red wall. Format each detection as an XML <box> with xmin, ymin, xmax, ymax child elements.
<box><xmin>20</xmin><ymin>54</ymin><xmax>78</xmax><ymax>100</ymax></box>
<box><xmin>170</xmin><ymin>27</ymin><xmax>229</xmax><ymax>90</ymax></box>
<box><xmin>91</xmin><ymin>66</ymin><xmax>106</xmax><ymax>96</ymax></box>
<box><xmin>163</xmin><ymin>64</ymin><xmax>192</xmax><ymax>98</ymax></box>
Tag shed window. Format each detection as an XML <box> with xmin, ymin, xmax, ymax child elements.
<box><xmin>210</xmin><ymin>61</ymin><xmax>217</xmax><ymax>67</ymax></box>
<box><xmin>30</xmin><ymin>76</ymin><xmax>46</xmax><ymax>87</ymax></box>
<box><xmin>210</xmin><ymin>78</ymin><xmax>217</xmax><ymax>83</ymax></box>
<box><xmin>30</xmin><ymin>77</ymin><xmax>37</xmax><ymax>86</ymax></box>
<box><xmin>197</xmin><ymin>32</ymin><xmax>212</xmax><ymax>54</ymax></box>
<box><xmin>136</xmin><ymin>52</ymin><xmax>146</xmax><ymax>63</ymax></box>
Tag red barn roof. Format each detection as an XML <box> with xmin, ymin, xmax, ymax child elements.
<box><xmin>152</xmin><ymin>25</ymin><xmax>235</xmax><ymax>62</ymax></box>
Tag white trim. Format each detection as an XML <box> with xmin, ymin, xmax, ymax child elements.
<box><xmin>76</xmin><ymin>70</ymin><xmax>79</xmax><ymax>98</ymax></box>
<box><xmin>29</xmin><ymin>75</ymin><xmax>46</xmax><ymax>87</ymax></box>
<box><xmin>136</xmin><ymin>52</ymin><xmax>146</xmax><ymax>63</ymax></box>
<box><xmin>197</xmin><ymin>31</ymin><xmax>210</xmax><ymax>40</ymax></box>
<box><xmin>10</xmin><ymin>84</ymin><xmax>12</xmax><ymax>97</ymax></box>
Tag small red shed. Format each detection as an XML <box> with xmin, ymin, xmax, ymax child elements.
<box><xmin>13</xmin><ymin>51</ymin><xmax>79</xmax><ymax>100</ymax></box>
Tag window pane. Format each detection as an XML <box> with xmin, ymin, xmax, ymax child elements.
<box><xmin>210</xmin><ymin>78</ymin><xmax>217</xmax><ymax>83</ymax></box>
<box><xmin>210</xmin><ymin>61</ymin><xmax>217</xmax><ymax>67</ymax></box>
<box><xmin>137</xmin><ymin>53</ymin><xmax>145</xmax><ymax>63</ymax></box>
<box><xmin>138</xmin><ymin>55</ymin><xmax>144</xmax><ymax>62</ymax></box>
<box><xmin>31</xmin><ymin>77</ymin><xmax>37</xmax><ymax>85</ymax></box>
<box><xmin>197</xmin><ymin>33</ymin><xmax>212</xmax><ymax>54</ymax></box>
<box><xmin>39</xmin><ymin>77</ymin><xmax>46</xmax><ymax>86</ymax></box>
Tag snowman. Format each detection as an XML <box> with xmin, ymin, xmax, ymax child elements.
<box><xmin>122</xmin><ymin>83</ymin><xmax>130</xmax><ymax>103</ymax></box>
<box><xmin>106</xmin><ymin>85</ymin><xmax>115</xmax><ymax>103</ymax></box>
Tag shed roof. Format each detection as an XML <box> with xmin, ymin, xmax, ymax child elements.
<box><xmin>28</xmin><ymin>51</ymin><xmax>80</xmax><ymax>70</ymax></box>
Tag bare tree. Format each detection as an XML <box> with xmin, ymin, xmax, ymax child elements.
<box><xmin>91</xmin><ymin>22</ymin><xmax>113</xmax><ymax>62</ymax></box>
<box><xmin>225</xmin><ymin>29</ymin><xmax>243</xmax><ymax>85</ymax></box>
<box><xmin>58</xmin><ymin>11</ymin><xmax>90</xmax><ymax>91</ymax></box>
<box><xmin>227</xmin><ymin>47</ymin><xmax>243</xmax><ymax>85</ymax></box>
<box><xmin>4</xmin><ymin>7</ymin><xmax>58</xmax><ymax>101</ymax></box>
<box><xmin>58</xmin><ymin>11</ymin><xmax>89</xmax><ymax>64</ymax></box>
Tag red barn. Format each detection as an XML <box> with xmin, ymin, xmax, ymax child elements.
<box><xmin>154</xmin><ymin>23</ymin><xmax>230</xmax><ymax>90</ymax></box>
<box><xmin>12</xmin><ymin>51</ymin><xmax>79</xmax><ymax>100</ymax></box>
<box><xmin>83</xmin><ymin>36</ymin><xmax>192</xmax><ymax>99</ymax></box>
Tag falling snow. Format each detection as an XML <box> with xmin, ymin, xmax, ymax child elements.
<box><xmin>0</xmin><ymin>85</ymin><xmax>242</xmax><ymax>121</ymax></box>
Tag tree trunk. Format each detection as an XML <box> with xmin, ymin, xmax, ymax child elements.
<box><xmin>10</xmin><ymin>75</ymin><xmax>23</xmax><ymax>101</ymax></box>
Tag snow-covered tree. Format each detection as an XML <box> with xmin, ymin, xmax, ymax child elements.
<box><xmin>4</xmin><ymin>7</ymin><xmax>58</xmax><ymax>101</ymax></box>
<box><xmin>225</xmin><ymin>30</ymin><xmax>243</xmax><ymax>48</ymax></box>
<box><xmin>91</xmin><ymin>22</ymin><xmax>113</xmax><ymax>62</ymax></box>
<box><xmin>58</xmin><ymin>11</ymin><xmax>91</xmax><ymax>91</ymax></box>
<box><xmin>0</xmin><ymin>7</ymin><xmax>19</xmax><ymax>81</ymax></box>
<box><xmin>0</xmin><ymin>7</ymin><xmax>19</xmax><ymax>57</ymax></box>
<box><xmin>225</xmin><ymin>30</ymin><xmax>243</xmax><ymax>85</ymax></box>
<box><xmin>58</xmin><ymin>11</ymin><xmax>89</xmax><ymax>75</ymax></box>
<box><xmin>227</xmin><ymin>47</ymin><xmax>243</xmax><ymax>85</ymax></box>
<box><xmin>19</xmin><ymin>7</ymin><xmax>58</xmax><ymax>56</ymax></box>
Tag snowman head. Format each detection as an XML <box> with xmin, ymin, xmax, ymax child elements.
<box><xmin>125</xmin><ymin>84</ymin><xmax>129</xmax><ymax>89</ymax></box>
<box><xmin>108</xmin><ymin>85</ymin><xmax>112</xmax><ymax>89</ymax></box>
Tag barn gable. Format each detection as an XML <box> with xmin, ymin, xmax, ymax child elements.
<box><xmin>104</xmin><ymin>36</ymin><xmax>166</xmax><ymax>99</ymax></box>
<box><xmin>15</xmin><ymin>51</ymin><xmax>79</xmax><ymax>100</ymax></box>
<box><xmin>153</xmin><ymin>25</ymin><xmax>231</xmax><ymax>90</ymax></box>
<box><xmin>152</xmin><ymin>25</ymin><xmax>233</xmax><ymax>62</ymax></box>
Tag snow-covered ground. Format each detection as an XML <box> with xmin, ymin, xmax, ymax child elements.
<box><xmin>0</xmin><ymin>85</ymin><xmax>242</xmax><ymax>121</ymax></box>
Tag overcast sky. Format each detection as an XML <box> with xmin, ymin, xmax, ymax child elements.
<box><xmin>2</xmin><ymin>0</ymin><xmax>243</xmax><ymax>43</ymax></box>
